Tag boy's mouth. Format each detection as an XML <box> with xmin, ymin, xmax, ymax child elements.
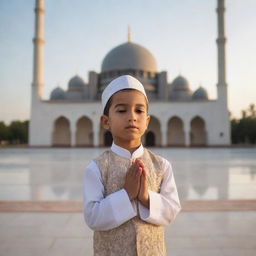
<box><xmin>126</xmin><ymin>125</ymin><xmax>139</xmax><ymax>130</ymax></box>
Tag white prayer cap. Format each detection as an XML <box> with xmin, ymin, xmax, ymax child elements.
<box><xmin>101</xmin><ymin>75</ymin><xmax>148</xmax><ymax>112</ymax></box>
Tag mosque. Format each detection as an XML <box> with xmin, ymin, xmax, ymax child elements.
<box><xmin>29</xmin><ymin>0</ymin><xmax>230</xmax><ymax>147</ymax></box>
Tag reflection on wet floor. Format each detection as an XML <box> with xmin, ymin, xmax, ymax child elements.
<box><xmin>0</xmin><ymin>148</ymin><xmax>255</xmax><ymax>201</ymax></box>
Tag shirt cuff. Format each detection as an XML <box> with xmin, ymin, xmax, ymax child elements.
<box><xmin>138</xmin><ymin>190</ymin><xmax>156</xmax><ymax>222</ymax></box>
<box><xmin>110</xmin><ymin>188</ymin><xmax>137</xmax><ymax>225</ymax></box>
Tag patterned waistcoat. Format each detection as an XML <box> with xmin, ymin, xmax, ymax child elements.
<box><xmin>93</xmin><ymin>148</ymin><xmax>166</xmax><ymax>256</ymax></box>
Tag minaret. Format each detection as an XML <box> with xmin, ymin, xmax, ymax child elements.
<box><xmin>216</xmin><ymin>0</ymin><xmax>230</xmax><ymax>145</ymax></box>
<box><xmin>32</xmin><ymin>0</ymin><xmax>45</xmax><ymax>99</ymax></box>
<box><xmin>216</xmin><ymin>0</ymin><xmax>227</xmax><ymax>105</ymax></box>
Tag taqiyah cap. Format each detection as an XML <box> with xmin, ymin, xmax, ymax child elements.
<box><xmin>101</xmin><ymin>75</ymin><xmax>148</xmax><ymax>112</ymax></box>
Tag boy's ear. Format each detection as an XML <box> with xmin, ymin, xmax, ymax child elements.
<box><xmin>146</xmin><ymin>115</ymin><xmax>151</xmax><ymax>128</ymax></box>
<box><xmin>101</xmin><ymin>115</ymin><xmax>110</xmax><ymax>130</ymax></box>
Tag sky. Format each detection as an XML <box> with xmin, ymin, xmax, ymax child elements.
<box><xmin>0</xmin><ymin>0</ymin><xmax>256</xmax><ymax>124</ymax></box>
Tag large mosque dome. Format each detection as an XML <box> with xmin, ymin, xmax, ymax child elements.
<box><xmin>101</xmin><ymin>42</ymin><xmax>157</xmax><ymax>73</ymax></box>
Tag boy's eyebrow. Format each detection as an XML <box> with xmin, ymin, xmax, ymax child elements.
<box><xmin>135</xmin><ymin>104</ymin><xmax>146</xmax><ymax>108</ymax></box>
<box><xmin>114</xmin><ymin>103</ymin><xmax>127</xmax><ymax>108</ymax></box>
<box><xmin>114</xmin><ymin>103</ymin><xmax>146</xmax><ymax>108</ymax></box>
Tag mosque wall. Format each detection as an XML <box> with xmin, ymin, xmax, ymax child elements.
<box><xmin>29</xmin><ymin>100</ymin><xmax>101</xmax><ymax>146</ymax></box>
<box><xmin>149</xmin><ymin>101</ymin><xmax>230</xmax><ymax>146</ymax></box>
<box><xmin>29</xmin><ymin>99</ymin><xmax>229</xmax><ymax>147</ymax></box>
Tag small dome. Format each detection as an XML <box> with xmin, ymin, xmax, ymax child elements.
<box><xmin>192</xmin><ymin>86</ymin><xmax>208</xmax><ymax>100</ymax></box>
<box><xmin>101</xmin><ymin>42</ymin><xmax>157</xmax><ymax>73</ymax></box>
<box><xmin>50</xmin><ymin>87</ymin><xmax>65</xmax><ymax>100</ymax></box>
<box><xmin>171</xmin><ymin>75</ymin><xmax>190</xmax><ymax>91</ymax></box>
<box><xmin>170</xmin><ymin>75</ymin><xmax>192</xmax><ymax>101</ymax></box>
<box><xmin>68</xmin><ymin>75</ymin><xmax>85</xmax><ymax>91</ymax></box>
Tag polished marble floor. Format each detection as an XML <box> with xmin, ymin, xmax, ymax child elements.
<box><xmin>0</xmin><ymin>147</ymin><xmax>255</xmax><ymax>201</ymax></box>
<box><xmin>0</xmin><ymin>147</ymin><xmax>256</xmax><ymax>255</ymax></box>
<box><xmin>0</xmin><ymin>211</ymin><xmax>255</xmax><ymax>256</ymax></box>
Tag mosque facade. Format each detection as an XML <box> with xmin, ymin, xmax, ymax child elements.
<box><xmin>29</xmin><ymin>0</ymin><xmax>230</xmax><ymax>147</ymax></box>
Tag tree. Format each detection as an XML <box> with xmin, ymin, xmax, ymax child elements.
<box><xmin>0</xmin><ymin>120</ymin><xmax>29</xmax><ymax>145</ymax></box>
<box><xmin>0</xmin><ymin>122</ymin><xmax>9</xmax><ymax>143</ymax></box>
<box><xmin>248</xmin><ymin>104</ymin><xmax>256</xmax><ymax>118</ymax></box>
<box><xmin>231</xmin><ymin>104</ymin><xmax>256</xmax><ymax>144</ymax></box>
<box><xmin>9</xmin><ymin>120</ymin><xmax>29</xmax><ymax>144</ymax></box>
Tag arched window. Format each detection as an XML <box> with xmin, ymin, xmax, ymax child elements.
<box><xmin>190</xmin><ymin>116</ymin><xmax>207</xmax><ymax>146</ymax></box>
<box><xmin>143</xmin><ymin>115</ymin><xmax>161</xmax><ymax>146</ymax></box>
<box><xmin>104</xmin><ymin>131</ymin><xmax>113</xmax><ymax>146</ymax></box>
<box><xmin>76</xmin><ymin>116</ymin><xmax>93</xmax><ymax>146</ymax></box>
<box><xmin>52</xmin><ymin>116</ymin><xmax>71</xmax><ymax>147</ymax></box>
<box><xmin>168</xmin><ymin>116</ymin><xmax>185</xmax><ymax>146</ymax></box>
<box><xmin>145</xmin><ymin>131</ymin><xmax>155</xmax><ymax>147</ymax></box>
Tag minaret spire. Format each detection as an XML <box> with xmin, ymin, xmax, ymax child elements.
<box><xmin>216</xmin><ymin>0</ymin><xmax>227</xmax><ymax>87</ymax></box>
<box><xmin>128</xmin><ymin>25</ymin><xmax>131</xmax><ymax>42</ymax></box>
<box><xmin>32</xmin><ymin>0</ymin><xmax>45</xmax><ymax>99</ymax></box>
<box><xmin>216</xmin><ymin>0</ymin><xmax>228</xmax><ymax>105</ymax></box>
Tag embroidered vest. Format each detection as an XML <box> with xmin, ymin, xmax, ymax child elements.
<box><xmin>93</xmin><ymin>149</ymin><xmax>166</xmax><ymax>256</ymax></box>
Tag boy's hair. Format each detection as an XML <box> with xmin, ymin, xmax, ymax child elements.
<box><xmin>103</xmin><ymin>89</ymin><xmax>148</xmax><ymax>116</ymax></box>
<box><xmin>103</xmin><ymin>96</ymin><xmax>113</xmax><ymax>116</ymax></box>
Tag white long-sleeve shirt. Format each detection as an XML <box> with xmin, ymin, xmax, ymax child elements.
<box><xmin>83</xmin><ymin>143</ymin><xmax>181</xmax><ymax>231</ymax></box>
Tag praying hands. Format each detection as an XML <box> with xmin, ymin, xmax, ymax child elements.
<box><xmin>123</xmin><ymin>158</ymin><xmax>149</xmax><ymax>209</ymax></box>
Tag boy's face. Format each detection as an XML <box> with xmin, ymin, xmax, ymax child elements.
<box><xmin>101</xmin><ymin>90</ymin><xmax>150</xmax><ymax>148</ymax></box>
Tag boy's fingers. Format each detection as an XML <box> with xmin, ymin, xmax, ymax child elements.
<box><xmin>143</xmin><ymin>167</ymin><xmax>148</xmax><ymax>177</ymax></box>
<box><xmin>129</xmin><ymin>159</ymin><xmax>143</xmax><ymax>179</ymax></box>
<box><xmin>137</xmin><ymin>160</ymin><xmax>147</xmax><ymax>175</ymax></box>
<box><xmin>137</xmin><ymin>167</ymin><xmax>142</xmax><ymax>177</ymax></box>
<box><xmin>136</xmin><ymin>158</ymin><xmax>145</xmax><ymax>167</ymax></box>
<box><xmin>133</xmin><ymin>160</ymin><xmax>140</xmax><ymax>175</ymax></box>
<box><xmin>129</xmin><ymin>160</ymin><xmax>136</xmax><ymax>174</ymax></box>
<box><xmin>132</xmin><ymin>163</ymin><xmax>138</xmax><ymax>176</ymax></box>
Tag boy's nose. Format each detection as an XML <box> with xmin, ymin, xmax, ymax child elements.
<box><xmin>128</xmin><ymin>112</ymin><xmax>137</xmax><ymax>122</ymax></box>
<box><xmin>128</xmin><ymin>116</ymin><xmax>136</xmax><ymax>122</ymax></box>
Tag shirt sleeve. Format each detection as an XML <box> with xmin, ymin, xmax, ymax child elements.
<box><xmin>83</xmin><ymin>160</ymin><xmax>137</xmax><ymax>231</ymax></box>
<box><xmin>138</xmin><ymin>159</ymin><xmax>181</xmax><ymax>226</ymax></box>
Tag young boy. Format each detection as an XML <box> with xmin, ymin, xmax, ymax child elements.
<box><xmin>83</xmin><ymin>75</ymin><xmax>181</xmax><ymax>256</ymax></box>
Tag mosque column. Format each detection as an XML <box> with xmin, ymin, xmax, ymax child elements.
<box><xmin>32</xmin><ymin>0</ymin><xmax>45</xmax><ymax>99</ymax></box>
<box><xmin>29</xmin><ymin>0</ymin><xmax>45</xmax><ymax>146</ymax></box>
<box><xmin>216</xmin><ymin>0</ymin><xmax>228</xmax><ymax>105</ymax></box>
<box><xmin>160</xmin><ymin>120</ymin><xmax>168</xmax><ymax>146</ymax></box>
<box><xmin>93</xmin><ymin>122</ymin><xmax>100</xmax><ymax>147</ymax></box>
<box><xmin>70</xmin><ymin>121</ymin><xmax>76</xmax><ymax>147</ymax></box>
<box><xmin>184</xmin><ymin>120</ymin><xmax>190</xmax><ymax>147</ymax></box>
<box><xmin>216</xmin><ymin>0</ymin><xmax>230</xmax><ymax>145</ymax></box>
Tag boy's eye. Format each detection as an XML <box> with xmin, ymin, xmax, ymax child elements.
<box><xmin>136</xmin><ymin>109</ymin><xmax>144</xmax><ymax>113</ymax></box>
<box><xmin>117</xmin><ymin>110</ymin><xmax>126</xmax><ymax>113</ymax></box>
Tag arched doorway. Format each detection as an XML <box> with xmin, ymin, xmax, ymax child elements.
<box><xmin>143</xmin><ymin>115</ymin><xmax>161</xmax><ymax>146</ymax></box>
<box><xmin>168</xmin><ymin>116</ymin><xmax>185</xmax><ymax>146</ymax></box>
<box><xmin>52</xmin><ymin>116</ymin><xmax>71</xmax><ymax>146</ymax></box>
<box><xmin>76</xmin><ymin>116</ymin><xmax>93</xmax><ymax>146</ymax></box>
<box><xmin>145</xmin><ymin>131</ymin><xmax>155</xmax><ymax>146</ymax></box>
<box><xmin>190</xmin><ymin>116</ymin><xmax>207</xmax><ymax>146</ymax></box>
<box><xmin>104</xmin><ymin>131</ymin><xmax>113</xmax><ymax>146</ymax></box>
<box><xmin>99</xmin><ymin>126</ymin><xmax>113</xmax><ymax>146</ymax></box>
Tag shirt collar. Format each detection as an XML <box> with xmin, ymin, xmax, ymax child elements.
<box><xmin>111</xmin><ymin>142</ymin><xmax>144</xmax><ymax>159</ymax></box>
